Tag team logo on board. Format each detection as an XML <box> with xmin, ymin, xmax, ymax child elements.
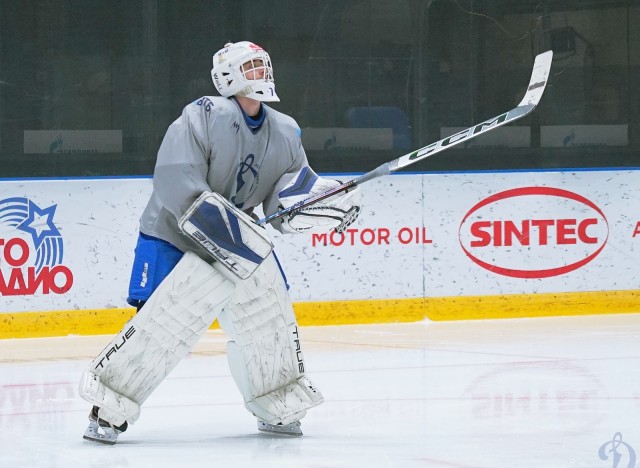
<box><xmin>598</xmin><ymin>433</ymin><xmax>636</xmax><ymax>468</ymax></box>
<box><xmin>0</xmin><ymin>197</ymin><xmax>73</xmax><ymax>295</ymax></box>
<box><xmin>458</xmin><ymin>187</ymin><xmax>609</xmax><ymax>278</ymax></box>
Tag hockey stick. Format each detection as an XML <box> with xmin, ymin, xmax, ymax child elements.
<box><xmin>258</xmin><ymin>50</ymin><xmax>553</xmax><ymax>227</ymax></box>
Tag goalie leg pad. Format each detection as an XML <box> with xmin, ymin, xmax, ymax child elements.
<box><xmin>79</xmin><ymin>370</ymin><xmax>140</xmax><ymax>427</ymax></box>
<box><xmin>78</xmin><ymin>251</ymin><xmax>235</xmax><ymax>425</ymax></box>
<box><xmin>227</xmin><ymin>342</ymin><xmax>322</xmax><ymax>425</ymax></box>
<box><xmin>217</xmin><ymin>254</ymin><xmax>323</xmax><ymax>425</ymax></box>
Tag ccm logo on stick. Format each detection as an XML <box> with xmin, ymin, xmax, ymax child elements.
<box><xmin>458</xmin><ymin>187</ymin><xmax>609</xmax><ymax>278</ymax></box>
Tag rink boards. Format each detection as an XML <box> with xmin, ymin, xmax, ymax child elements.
<box><xmin>0</xmin><ymin>169</ymin><xmax>639</xmax><ymax>337</ymax></box>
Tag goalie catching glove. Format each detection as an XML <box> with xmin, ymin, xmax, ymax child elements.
<box><xmin>265</xmin><ymin>167</ymin><xmax>361</xmax><ymax>234</ymax></box>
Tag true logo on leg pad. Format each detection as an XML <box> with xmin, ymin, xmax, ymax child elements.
<box><xmin>94</xmin><ymin>325</ymin><xmax>136</xmax><ymax>370</ymax></box>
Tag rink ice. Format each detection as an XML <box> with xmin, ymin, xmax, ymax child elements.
<box><xmin>0</xmin><ymin>314</ymin><xmax>639</xmax><ymax>468</ymax></box>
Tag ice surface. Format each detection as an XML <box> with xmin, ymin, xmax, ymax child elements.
<box><xmin>0</xmin><ymin>315</ymin><xmax>638</xmax><ymax>468</ymax></box>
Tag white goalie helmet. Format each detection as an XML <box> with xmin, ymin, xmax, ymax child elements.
<box><xmin>211</xmin><ymin>41</ymin><xmax>279</xmax><ymax>102</ymax></box>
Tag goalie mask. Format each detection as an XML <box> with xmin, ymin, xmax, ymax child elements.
<box><xmin>211</xmin><ymin>41</ymin><xmax>279</xmax><ymax>102</ymax></box>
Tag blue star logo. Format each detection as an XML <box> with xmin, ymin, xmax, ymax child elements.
<box><xmin>16</xmin><ymin>200</ymin><xmax>61</xmax><ymax>250</ymax></box>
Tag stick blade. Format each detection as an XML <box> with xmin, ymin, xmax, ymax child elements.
<box><xmin>518</xmin><ymin>50</ymin><xmax>553</xmax><ymax>108</ymax></box>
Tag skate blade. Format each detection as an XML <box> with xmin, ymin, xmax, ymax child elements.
<box><xmin>257</xmin><ymin>420</ymin><xmax>303</xmax><ymax>437</ymax></box>
<box><xmin>83</xmin><ymin>421</ymin><xmax>119</xmax><ymax>445</ymax></box>
<box><xmin>83</xmin><ymin>433</ymin><xmax>117</xmax><ymax>445</ymax></box>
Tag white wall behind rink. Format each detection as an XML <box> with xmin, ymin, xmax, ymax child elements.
<box><xmin>0</xmin><ymin>169</ymin><xmax>638</xmax><ymax>313</ymax></box>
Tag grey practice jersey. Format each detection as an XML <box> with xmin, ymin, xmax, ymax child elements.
<box><xmin>139</xmin><ymin>96</ymin><xmax>308</xmax><ymax>257</ymax></box>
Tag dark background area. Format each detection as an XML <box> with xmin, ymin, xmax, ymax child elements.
<box><xmin>1</xmin><ymin>0</ymin><xmax>638</xmax><ymax>177</ymax></box>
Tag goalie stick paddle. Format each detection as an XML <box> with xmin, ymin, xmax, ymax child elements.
<box><xmin>258</xmin><ymin>50</ymin><xmax>553</xmax><ymax>227</ymax></box>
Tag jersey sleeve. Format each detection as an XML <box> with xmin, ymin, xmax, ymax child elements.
<box><xmin>152</xmin><ymin>102</ymin><xmax>212</xmax><ymax>220</ymax></box>
<box><xmin>280</xmin><ymin>115</ymin><xmax>310</xmax><ymax>177</ymax></box>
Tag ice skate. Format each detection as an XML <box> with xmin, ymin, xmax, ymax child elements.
<box><xmin>83</xmin><ymin>406</ymin><xmax>128</xmax><ymax>445</ymax></box>
<box><xmin>257</xmin><ymin>419</ymin><xmax>303</xmax><ymax>436</ymax></box>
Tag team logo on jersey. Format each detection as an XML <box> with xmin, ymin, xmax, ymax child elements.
<box><xmin>231</xmin><ymin>154</ymin><xmax>260</xmax><ymax>209</ymax></box>
<box><xmin>0</xmin><ymin>197</ymin><xmax>73</xmax><ymax>295</ymax></box>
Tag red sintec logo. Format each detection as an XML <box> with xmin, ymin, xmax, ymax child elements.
<box><xmin>0</xmin><ymin>197</ymin><xmax>73</xmax><ymax>295</ymax></box>
<box><xmin>458</xmin><ymin>187</ymin><xmax>609</xmax><ymax>279</ymax></box>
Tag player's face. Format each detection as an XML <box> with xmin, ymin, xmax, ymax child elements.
<box><xmin>241</xmin><ymin>59</ymin><xmax>266</xmax><ymax>80</ymax></box>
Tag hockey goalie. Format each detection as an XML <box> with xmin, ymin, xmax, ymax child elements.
<box><xmin>78</xmin><ymin>40</ymin><xmax>361</xmax><ymax>444</ymax></box>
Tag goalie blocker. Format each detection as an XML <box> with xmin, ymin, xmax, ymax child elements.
<box><xmin>179</xmin><ymin>191</ymin><xmax>274</xmax><ymax>280</ymax></box>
